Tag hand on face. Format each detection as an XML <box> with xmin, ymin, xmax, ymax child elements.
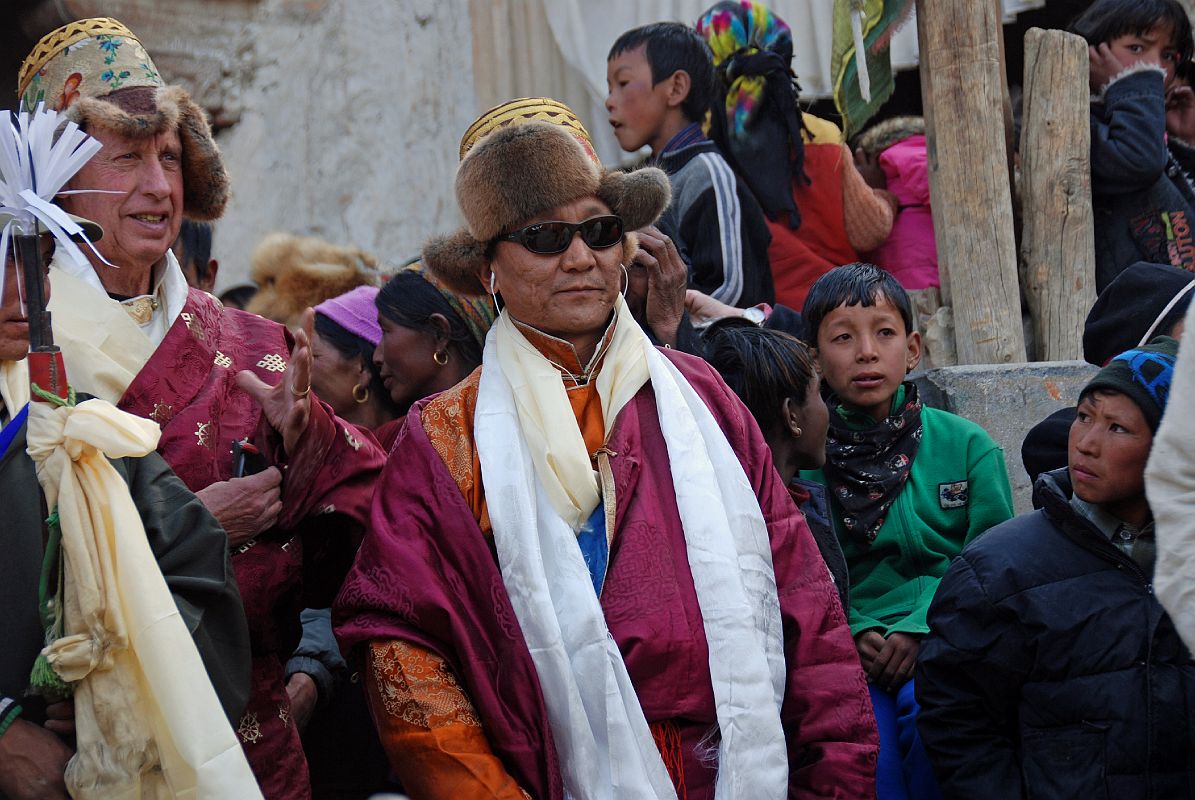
<box><xmin>628</xmin><ymin>226</ymin><xmax>687</xmax><ymax>347</ymax></box>
<box><xmin>236</xmin><ymin>308</ymin><xmax>314</xmax><ymax>456</ymax></box>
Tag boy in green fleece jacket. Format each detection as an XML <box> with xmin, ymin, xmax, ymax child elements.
<box><xmin>799</xmin><ymin>263</ymin><xmax>1013</xmax><ymax>800</ymax></box>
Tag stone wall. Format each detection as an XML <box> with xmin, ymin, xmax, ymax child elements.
<box><xmin>915</xmin><ymin>360</ymin><xmax>1098</xmax><ymax>514</ymax></box>
<box><xmin>17</xmin><ymin>0</ymin><xmax>476</xmax><ymax>290</ymax></box>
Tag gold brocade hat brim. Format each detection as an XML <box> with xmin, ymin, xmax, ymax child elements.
<box><xmin>459</xmin><ymin>97</ymin><xmax>600</xmax><ymax>164</ymax></box>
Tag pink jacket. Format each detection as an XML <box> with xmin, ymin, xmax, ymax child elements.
<box><xmin>869</xmin><ymin>134</ymin><xmax>940</xmax><ymax>290</ymax></box>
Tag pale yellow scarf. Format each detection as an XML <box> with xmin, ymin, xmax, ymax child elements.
<box><xmin>22</xmin><ymin>377</ymin><xmax>260</xmax><ymax>798</ymax></box>
<box><xmin>493</xmin><ymin>296</ymin><xmax>648</xmax><ymax>530</ymax></box>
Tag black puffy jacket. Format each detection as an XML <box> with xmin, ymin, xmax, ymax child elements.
<box><xmin>915</xmin><ymin>469</ymin><xmax>1195</xmax><ymax>800</ymax></box>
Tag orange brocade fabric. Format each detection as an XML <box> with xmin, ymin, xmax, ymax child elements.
<box><xmin>365</xmin><ymin>641</ymin><xmax>530</xmax><ymax>800</ymax></box>
<box><xmin>366</xmin><ymin>322</ymin><xmax>611</xmax><ymax>797</ymax></box>
<box><xmin>419</xmin><ymin>323</ymin><xmax>608</xmax><ymax>537</ymax></box>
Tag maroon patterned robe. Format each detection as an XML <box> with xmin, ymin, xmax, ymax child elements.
<box><xmin>118</xmin><ymin>288</ymin><xmax>384</xmax><ymax>800</ymax></box>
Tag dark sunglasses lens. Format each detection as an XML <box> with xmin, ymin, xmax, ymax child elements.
<box><xmin>524</xmin><ymin>222</ymin><xmax>572</xmax><ymax>254</ymax></box>
<box><xmin>581</xmin><ymin>216</ymin><xmax>624</xmax><ymax>249</ymax></box>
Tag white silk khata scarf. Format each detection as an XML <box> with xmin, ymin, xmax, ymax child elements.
<box><xmin>475</xmin><ymin>295</ymin><xmax>788</xmax><ymax>799</ymax></box>
<box><xmin>26</xmin><ymin>394</ymin><xmax>260</xmax><ymax>799</ymax></box>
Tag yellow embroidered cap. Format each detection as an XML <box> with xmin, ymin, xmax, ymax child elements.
<box><xmin>18</xmin><ymin>17</ymin><xmax>163</xmax><ymax>112</ymax></box>
<box><xmin>459</xmin><ymin>97</ymin><xmax>599</xmax><ymax>164</ymax></box>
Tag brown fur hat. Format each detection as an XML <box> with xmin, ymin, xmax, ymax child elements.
<box><xmin>246</xmin><ymin>232</ymin><xmax>381</xmax><ymax>328</ymax></box>
<box><xmin>424</xmin><ymin>121</ymin><xmax>671</xmax><ymax>296</ymax></box>
<box><xmin>68</xmin><ymin>86</ymin><xmax>230</xmax><ymax>221</ymax></box>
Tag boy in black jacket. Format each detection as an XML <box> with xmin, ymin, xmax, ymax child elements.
<box><xmin>606</xmin><ymin>22</ymin><xmax>773</xmax><ymax>308</ymax></box>
<box><xmin>917</xmin><ymin>338</ymin><xmax>1194</xmax><ymax>799</ymax></box>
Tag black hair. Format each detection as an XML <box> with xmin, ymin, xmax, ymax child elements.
<box><xmin>313</xmin><ymin>311</ymin><xmax>395</xmax><ymax>413</ymax></box>
<box><xmin>608</xmin><ymin>22</ymin><xmax>715</xmax><ymax>123</ymax></box>
<box><xmin>175</xmin><ymin>220</ymin><xmax>213</xmax><ymax>281</ymax></box>
<box><xmin>1070</xmin><ymin>0</ymin><xmax>1194</xmax><ymax>73</ymax></box>
<box><xmin>703</xmin><ymin>317</ymin><xmax>819</xmax><ymax>434</ymax></box>
<box><xmin>375</xmin><ymin>271</ymin><xmax>485</xmax><ymax>369</ymax></box>
<box><xmin>801</xmin><ymin>262</ymin><xmax>915</xmax><ymax>344</ymax></box>
<box><xmin>218</xmin><ymin>284</ymin><xmax>257</xmax><ymax>310</ymax></box>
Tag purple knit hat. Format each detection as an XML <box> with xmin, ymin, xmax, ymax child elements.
<box><xmin>314</xmin><ymin>285</ymin><xmax>383</xmax><ymax>346</ymax></box>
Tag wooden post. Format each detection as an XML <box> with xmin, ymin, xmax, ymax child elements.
<box><xmin>915</xmin><ymin>0</ymin><xmax>1026</xmax><ymax>365</ymax></box>
<box><xmin>1020</xmin><ymin>28</ymin><xmax>1096</xmax><ymax>361</ymax></box>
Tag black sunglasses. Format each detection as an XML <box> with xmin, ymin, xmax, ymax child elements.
<box><xmin>496</xmin><ymin>215</ymin><xmax>625</xmax><ymax>255</ymax></box>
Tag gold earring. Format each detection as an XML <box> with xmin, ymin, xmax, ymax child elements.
<box><xmin>433</xmin><ymin>349</ymin><xmax>449</xmax><ymax>366</ymax></box>
<box><xmin>352</xmin><ymin>383</ymin><xmax>369</xmax><ymax>404</ymax></box>
<box><xmin>793</xmin><ymin>426</ymin><xmax>802</xmax><ymax>438</ymax></box>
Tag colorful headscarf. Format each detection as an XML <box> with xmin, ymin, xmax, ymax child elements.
<box><xmin>696</xmin><ymin>1</ymin><xmax>808</xmax><ymax>229</ymax></box>
<box><xmin>378</xmin><ymin>263</ymin><xmax>496</xmax><ymax>359</ymax></box>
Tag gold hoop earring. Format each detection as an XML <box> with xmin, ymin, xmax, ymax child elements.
<box><xmin>793</xmin><ymin>426</ymin><xmax>802</xmax><ymax>438</ymax></box>
<box><xmin>433</xmin><ymin>349</ymin><xmax>449</xmax><ymax>366</ymax></box>
<box><xmin>620</xmin><ymin>264</ymin><xmax>629</xmax><ymax>298</ymax></box>
<box><xmin>352</xmin><ymin>383</ymin><xmax>369</xmax><ymax>404</ymax></box>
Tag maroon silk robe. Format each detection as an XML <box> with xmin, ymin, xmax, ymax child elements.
<box><xmin>119</xmin><ymin>288</ymin><xmax>384</xmax><ymax>800</ymax></box>
<box><xmin>336</xmin><ymin>348</ymin><xmax>878</xmax><ymax>799</ymax></box>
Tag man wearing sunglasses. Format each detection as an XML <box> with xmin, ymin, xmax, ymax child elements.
<box><xmin>336</xmin><ymin>98</ymin><xmax>877</xmax><ymax>799</ymax></box>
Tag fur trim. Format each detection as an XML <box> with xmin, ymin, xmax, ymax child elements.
<box><xmin>597</xmin><ymin>168</ymin><xmax>671</xmax><ymax>232</ymax></box>
<box><xmin>855</xmin><ymin>115</ymin><xmax>926</xmax><ymax>157</ymax></box>
<box><xmin>246</xmin><ymin>232</ymin><xmax>380</xmax><ymax>326</ymax></box>
<box><xmin>67</xmin><ymin>85</ymin><xmax>229</xmax><ymax>220</ymax></box>
<box><xmin>421</xmin><ymin>229</ymin><xmax>491</xmax><ymax>297</ymax></box>
<box><xmin>457</xmin><ymin>123</ymin><xmax>601</xmax><ymax>241</ymax></box>
<box><xmin>1093</xmin><ymin>61</ymin><xmax>1166</xmax><ymax>103</ymax></box>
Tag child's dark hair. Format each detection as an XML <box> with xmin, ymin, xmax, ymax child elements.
<box><xmin>703</xmin><ymin>317</ymin><xmax>818</xmax><ymax>434</ymax></box>
<box><xmin>1070</xmin><ymin>0</ymin><xmax>1194</xmax><ymax>73</ymax></box>
<box><xmin>608</xmin><ymin>22</ymin><xmax>715</xmax><ymax>123</ymax></box>
<box><xmin>801</xmin><ymin>263</ymin><xmax>915</xmax><ymax>344</ymax></box>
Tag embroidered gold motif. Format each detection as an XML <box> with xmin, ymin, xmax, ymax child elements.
<box><xmin>180</xmin><ymin>312</ymin><xmax>205</xmax><ymax>340</ymax></box>
<box><xmin>213</xmin><ymin>351</ymin><xmax>232</xmax><ymax>368</ymax></box>
<box><xmin>319</xmin><ymin>504</ymin><xmax>336</xmax><ymax>515</ymax></box>
<box><xmin>237</xmin><ymin>712</ymin><xmax>262</xmax><ymax>743</ymax></box>
<box><xmin>343</xmin><ymin>428</ymin><xmax>362</xmax><ymax>451</ymax></box>
<box><xmin>194</xmin><ymin>421</ymin><xmax>213</xmax><ymax>448</ymax></box>
<box><xmin>278</xmin><ymin>704</ymin><xmax>290</xmax><ymax>727</ymax></box>
<box><xmin>150</xmin><ymin>402</ymin><xmax>173</xmax><ymax>424</ymax></box>
<box><xmin>120</xmin><ymin>295</ymin><xmax>159</xmax><ymax>325</ymax></box>
<box><xmin>257</xmin><ymin>353</ymin><xmax>287</xmax><ymax>373</ymax></box>
<box><xmin>369</xmin><ymin>641</ymin><xmax>481</xmax><ymax>730</ymax></box>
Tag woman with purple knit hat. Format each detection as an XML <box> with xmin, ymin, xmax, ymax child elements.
<box><xmin>311</xmin><ymin>285</ymin><xmax>401</xmax><ymax>445</ymax></box>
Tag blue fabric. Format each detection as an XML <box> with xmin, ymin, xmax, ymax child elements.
<box><xmin>869</xmin><ymin>680</ymin><xmax>942</xmax><ymax>800</ymax></box>
<box><xmin>576</xmin><ymin>504</ymin><xmax>608</xmax><ymax>596</ymax></box>
<box><xmin>0</xmin><ymin>403</ymin><xmax>29</xmax><ymax>458</ymax></box>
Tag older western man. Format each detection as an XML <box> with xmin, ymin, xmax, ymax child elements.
<box><xmin>18</xmin><ymin>18</ymin><xmax>383</xmax><ymax>800</ymax></box>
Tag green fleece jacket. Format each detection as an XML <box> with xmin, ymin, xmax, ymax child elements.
<box><xmin>800</xmin><ymin>387</ymin><xmax>1014</xmax><ymax>638</ymax></box>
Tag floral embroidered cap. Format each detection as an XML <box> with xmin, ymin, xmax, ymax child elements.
<box><xmin>16</xmin><ymin>17</ymin><xmax>229</xmax><ymax>221</ymax></box>
<box><xmin>18</xmin><ymin>18</ymin><xmax>161</xmax><ymax>111</ymax></box>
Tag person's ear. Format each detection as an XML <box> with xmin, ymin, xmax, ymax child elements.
<box><xmin>781</xmin><ymin>396</ymin><xmax>803</xmax><ymax>438</ymax></box>
<box><xmin>202</xmin><ymin>259</ymin><xmax>219</xmax><ymax>293</ymax></box>
<box><xmin>665</xmin><ymin>69</ymin><xmax>692</xmax><ymax>109</ymax></box>
<box><xmin>427</xmin><ymin>312</ymin><xmax>453</xmax><ymax>349</ymax></box>
<box><xmin>906</xmin><ymin>329</ymin><xmax>923</xmax><ymax>373</ymax></box>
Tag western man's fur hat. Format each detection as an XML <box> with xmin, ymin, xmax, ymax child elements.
<box><xmin>18</xmin><ymin>18</ymin><xmax>230</xmax><ymax>220</ymax></box>
<box><xmin>422</xmin><ymin>105</ymin><xmax>671</xmax><ymax>297</ymax></box>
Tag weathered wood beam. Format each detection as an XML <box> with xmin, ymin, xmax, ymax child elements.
<box><xmin>916</xmin><ymin>0</ymin><xmax>1027</xmax><ymax>365</ymax></box>
<box><xmin>1020</xmin><ymin>27</ymin><xmax>1095</xmax><ymax>361</ymax></box>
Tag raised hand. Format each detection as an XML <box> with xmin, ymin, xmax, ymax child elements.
<box><xmin>237</xmin><ymin>308</ymin><xmax>315</xmax><ymax>456</ymax></box>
